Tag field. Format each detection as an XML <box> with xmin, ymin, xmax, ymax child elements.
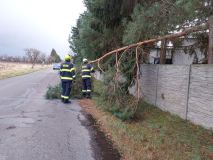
<box><xmin>0</xmin><ymin>62</ymin><xmax>49</xmax><ymax>79</ymax></box>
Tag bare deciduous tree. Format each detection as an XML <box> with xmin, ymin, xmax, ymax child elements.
<box><xmin>24</xmin><ymin>48</ymin><xmax>41</xmax><ymax>68</ymax></box>
<box><xmin>39</xmin><ymin>53</ymin><xmax>47</xmax><ymax>65</ymax></box>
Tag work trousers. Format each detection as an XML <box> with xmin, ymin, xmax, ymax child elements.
<box><xmin>82</xmin><ymin>78</ymin><xmax>92</xmax><ymax>96</ymax></box>
<box><xmin>61</xmin><ymin>81</ymin><xmax>72</xmax><ymax>100</ymax></box>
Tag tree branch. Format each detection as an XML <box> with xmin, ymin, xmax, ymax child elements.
<box><xmin>89</xmin><ymin>24</ymin><xmax>208</xmax><ymax>64</ymax></box>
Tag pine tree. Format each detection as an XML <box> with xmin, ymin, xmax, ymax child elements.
<box><xmin>50</xmin><ymin>49</ymin><xmax>61</xmax><ymax>63</ymax></box>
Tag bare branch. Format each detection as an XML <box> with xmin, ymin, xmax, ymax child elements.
<box><xmin>24</xmin><ymin>48</ymin><xmax>41</xmax><ymax>68</ymax></box>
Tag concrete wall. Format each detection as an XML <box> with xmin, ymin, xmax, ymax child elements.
<box><xmin>149</xmin><ymin>39</ymin><xmax>206</xmax><ymax>65</ymax></box>
<box><xmin>95</xmin><ymin>65</ymin><xmax>213</xmax><ymax>129</ymax></box>
<box><xmin>172</xmin><ymin>49</ymin><xmax>205</xmax><ymax>65</ymax></box>
<box><xmin>138</xmin><ymin>65</ymin><xmax>213</xmax><ymax>129</ymax></box>
<box><xmin>94</xmin><ymin>71</ymin><xmax>104</xmax><ymax>81</ymax></box>
<box><xmin>134</xmin><ymin>65</ymin><xmax>213</xmax><ymax>128</ymax></box>
<box><xmin>187</xmin><ymin>65</ymin><xmax>213</xmax><ymax>129</ymax></box>
<box><xmin>141</xmin><ymin>65</ymin><xmax>158</xmax><ymax>105</ymax></box>
<box><xmin>155</xmin><ymin>65</ymin><xmax>190</xmax><ymax>119</ymax></box>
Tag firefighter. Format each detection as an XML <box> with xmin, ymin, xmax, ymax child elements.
<box><xmin>81</xmin><ymin>58</ymin><xmax>95</xmax><ymax>98</ymax></box>
<box><xmin>60</xmin><ymin>54</ymin><xmax>75</xmax><ymax>103</ymax></box>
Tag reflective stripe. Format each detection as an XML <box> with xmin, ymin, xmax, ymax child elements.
<box><xmin>82</xmin><ymin>90</ymin><xmax>87</xmax><ymax>92</ymax></box>
<box><xmin>61</xmin><ymin>77</ymin><xmax>73</xmax><ymax>80</ymax></box>
<box><xmin>61</xmin><ymin>95</ymin><xmax>69</xmax><ymax>99</ymax></box>
<box><xmin>62</xmin><ymin>64</ymin><xmax>69</xmax><ymax>67</ymax></box>
<box><xmin>87</xmin><ymin>90</ymin><xmax>91</xmax><ymax>92</ymax></box>
<box><xmin>91</xmin><ymin>67</ymin><xmax>94</xmax><ymax>71</ymax></box>
<box><xmin>60</xmin><ymin>68</ymin><xmax>75</xmax><ymax>72</ymax></box>
<box><xmin>82</xmin><ymin>75</ymin><xmax>91</xmax><ymax>78</ymax></box>
<box><xmin>63</xmin><ymin>96</ymin><xmax>69</xmax><ymax>99</ymax></box>
<box><xmin>70</xmin><ymin>68</ymin><xmax>75</xmax><ymax>72</ymax></box>
<box><xmin>82</xmin><ymin>69</ymin><xmax>90</xmax><ymax>72</ymax></box>
<box><xmin>82</xmin><ymin>66</ymin><xmax>87</xmax><ymax>69</ymax></box>
<box><xmin>73</xmin><ymin>75</ymin><xmax>76</xmax><ymax>78</ymax></box>
<box><xmin>60</xmin><ymin>69</ymin><xmax>72</xmax><ymax>72</ymax></box>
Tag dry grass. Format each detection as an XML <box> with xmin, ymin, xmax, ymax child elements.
<box><xmin>0</xmin><ymin>62</ymin><xmax>49</xmax><ymax>79</ymax></box>
<box><xmin>79</xmin><ymin>93</ymin><xmax>213</xmax><ymax>160</ymax></box>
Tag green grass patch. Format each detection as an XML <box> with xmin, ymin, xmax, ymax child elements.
<box><xmin>92</xmin><ymin>79</ymin><xmax>213</xmax><ymax>160</ymax></box>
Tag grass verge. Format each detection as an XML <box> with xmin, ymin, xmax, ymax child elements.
<box><xmin>0</xmin><ymin>62</ymin><xmax>49</xmax><ymax>80</ymax></box>
<box><xmin>79</xmin><ymin>80</ymin><xmax>213</xmax><ymax>160</ymax></box>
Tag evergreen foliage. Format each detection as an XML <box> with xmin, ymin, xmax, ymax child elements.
<box><xmin>49</xmin><ymin>49</ymin><xmax>61</xmax><ymax>63</ymax></box>
<box><xmin>69</xmin><ymin>0</ymin><xmax>213</xmax><ymax>118</ymax></box>
<box><xmin>70</xmin><ymin>0</ymin><xmax>212</xmax><ymax>64</ymax></box>
<box><xmin>46</xmin><ymin>84</ymin><xmax>61</xmax><ymax>99</ymax></box>
<box><xmin>123</xmin><ymin>0</ymin><xmax>212</xmax><ymax>45</ymax></box>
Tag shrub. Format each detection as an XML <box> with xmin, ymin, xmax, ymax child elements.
<box><xmin>45</xmin><ymin>84</ymin><xmax>61</xmax><ymax>99</ymax></box>
<box><xmin>93</xmin><ymin>78</ymin><xmax>138</xmax><ymax>121</ymax></box>
<box><xmin>45</xmin><ymin>72</ymin><xmax>85</xmax><ymax>99</ymax></box>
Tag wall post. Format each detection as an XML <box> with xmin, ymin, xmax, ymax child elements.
<box><xmin>155</xmin><ymin>65</ymin><xmax>160</xmax><ymax>106</ymax></box>
<box><xmin>185</xmin><ymin>65</ymin><xmax>192</xmax><ymax>120</ymax></box>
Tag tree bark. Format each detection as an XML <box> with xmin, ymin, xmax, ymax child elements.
<box><xmin>208</xmin><ymin>15</ymin><xmax>213</xmax><ymax>64</ymax></box>
<box><xmin>160</xmin><ymin>40</ymin><xmax>167</xmax><ymax>64</ymax></box>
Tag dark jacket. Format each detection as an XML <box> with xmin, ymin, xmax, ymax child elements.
<box><xmin>81</xmin><ymin>63</ymin><xmax>94</xmax><ymax>79</ymax></box>
<box><xmin>60</xmin><ymin>61</ymin><xmax>75</xmax><ymax>81</ymax></box>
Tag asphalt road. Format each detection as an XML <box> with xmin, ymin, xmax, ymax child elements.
<box><xmin>0</xmin><ymin>69</ymin><xmax>96</xmax><ymax>160</ymax></box>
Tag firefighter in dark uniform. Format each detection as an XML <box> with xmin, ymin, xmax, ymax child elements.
<box><xmin>60</xmin><ymin>55</ymin><xmax>75</xmax><ymax>103</ymax></box>
<box><xmin>81</xmin><ymin>58</ymin><xmax>95</xmax><ymax>98</ymax></box>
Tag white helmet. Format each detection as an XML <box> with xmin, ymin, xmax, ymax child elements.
<box><xmin>83</xmin><ymin>58</ymin><xmax>88</xmax><ymax>63</ymax></box>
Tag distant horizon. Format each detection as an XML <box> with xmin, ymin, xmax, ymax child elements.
<box><xmin>0</xmin><ymin>46</ymin><xmax>60</xmax><ymax>57</ymax></box>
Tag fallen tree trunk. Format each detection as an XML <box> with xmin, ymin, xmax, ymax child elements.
<box><xmin>90</xmin><ymin>24</ymin><xmax>208</xmax><ymax>64</ymax></box>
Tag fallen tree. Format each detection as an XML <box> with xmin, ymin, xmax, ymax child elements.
<box><xmin>89</xmin><ymin>23</ymin><xmax>209</xmax><ymax>115</ymax></box>
<box><xmin>90</xmin><ymin>24</ymin><xmax>209</xmax><ymax>64</ymax></box>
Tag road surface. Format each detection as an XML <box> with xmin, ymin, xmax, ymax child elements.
<box><xmin>0</xmin><ymin>69</ymin><xmax>118</xmax><ymax>160</ymax></box>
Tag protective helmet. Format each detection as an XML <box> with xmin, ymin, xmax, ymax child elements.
<box><xmin>64</xmin><ymin>54</ymin><xmax>71</xmax><ymax>61</ymax></box>
<box><xmin>83</xmin><ymin>58</ymin><xmax>88</xmax><ymax>63</ymax></box>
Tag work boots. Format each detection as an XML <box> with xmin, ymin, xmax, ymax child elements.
<box><xmin>64</xmin><ymin>99</ymin><xmax>71</xmax><ymax>104</ymax></box>
<box><xmin>86</xmin><ymin>93</ymin><xmax>91</xmax><ymax>99</ymax></box>
<box><xmin>82</xmin><ymin>93</ymin><xmax>86</xmax><ymax>99</ymax></box>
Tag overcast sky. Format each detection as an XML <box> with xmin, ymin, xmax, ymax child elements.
<box><xmin>0</xmin><ymin>0</ymin><xmax>85</xmax><ymax>58</ymax></box>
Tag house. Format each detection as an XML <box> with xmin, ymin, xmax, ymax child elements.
<box><xmin>149</xmin><ymin>38</ymin><xmax>207</xmax><ymax>65</ymax></box>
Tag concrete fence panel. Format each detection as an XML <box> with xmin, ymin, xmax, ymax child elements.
<box><xmin>141</xmin><ymin>65</ymin><xmax>158</xmax><ymax>105</ymax></box>
<box><xmin>94</xmin><ymin>71</ymin><xmax>104</xmax><ymax>81</ymax></box>
<box><xmin>97</xmin><ymin>64</ymin><xmax>213</xmax><ymax>129</ymax></box>
<box><xmin>155</xmin><ymin>65</ymin><xmax>190</xmax><ymax>119</ymax></box>
<box><xmin>187</xmin><ymin>65</ymin><xmax>213</xmax><ymax>129</ymax></box>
